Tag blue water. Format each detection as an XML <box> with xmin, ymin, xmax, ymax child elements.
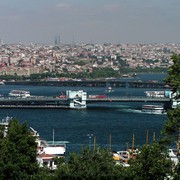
<box><xmin>136</xmin><ymin>73</ymin><xmax>166</xmax><ymax>82</ymax></box>
<box><xmin>0</xmin><ymin>74</ymin><xmax>168</xmax><ymax>154</ymax></box>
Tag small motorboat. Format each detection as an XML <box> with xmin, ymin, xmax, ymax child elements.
<box><xmin>105</xmin><ymin>87</ymin><xmax>114</xmax><ymax>93</ymax></box>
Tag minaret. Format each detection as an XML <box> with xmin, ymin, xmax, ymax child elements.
<box><xmin>0</xmin><ymin>38</ymin><xmax>3</xmax><ymax>45</ymax></box>
<box><xmin>54</xmin><ymin>36</ymin><xmax>57</xmax><ymax>45</ymax></box>
<box><xmin>58</xmin><ymin>35</ymin><xmax>61</xmax><ymax>45</ymax></box>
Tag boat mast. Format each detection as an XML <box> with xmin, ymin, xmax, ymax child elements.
<box><xmin>146</xmin><ymin>130</ymin><xmax>149</xmax><ymax>145</ymax></box>
<box><xmin>93</xmin><ymin>136</ymin><xmax>96</xmax><ymax>151</ymax></box>
<box><xmin>109</xmin><ymin>133</ymin><xmax>112</xmax><ymax>151</ymax></box>
<box><xmin>126</xmin><ymin>142</ymin><xmax>129</xmax><ymax>151</ymax></box>
<box><xmin>53</xmin><ymin>128</ymin><xmax>54</xmax><ymax>145</ymax></box>
<box><xmin>153</xmin><ymin>131</ymin><xmax>156</xmax><ymax>142</ymax></box>
<box><xmin>132</xmin><ymin>133</ymin><xmax>134</xmax><ymax>151</ymax></box>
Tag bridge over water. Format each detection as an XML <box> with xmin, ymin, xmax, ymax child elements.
<box><xmin>4</xmin><ymin>80</ymin><xmax>167</xmax><ymax>89</ymax></box>
<box><xmin>86</xmin><ymin>96</ymin><xmax>170</xmax><ymax>103</ymax></box>
<box><xmin>0</xmin><ymin>95</ymin><xmax>171</xmax><ymax>110</ymax></box>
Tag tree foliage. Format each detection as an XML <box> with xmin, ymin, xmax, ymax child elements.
<box><xmin>127</xmin><ymin>143</ymin><xmax>173</xmax><ymax>180</ymax></box>
<box><xmin>160</xmin><ymin>107</ymin><xmax>180</xmax><ymax>152</ymax></box>
<box><xmin>160</xmin><ymin>54</ymin><xmax>180</xmax><ymax>146</ymax></box>
<box><xmin>159</xmin><ymin>54</ymin><xmax>180</xmax><ymax>179</ymax></box>
<box><xmin>0</xmin><ymin>119</ymin><xmax>40</xmax><ymax>179</ymax></box>
<box><xmin>53</xmin><ymin>144</ymin><xmax>175</xmax><ymax>180</ymax></box>
<box><xmin>164</xmin><ymin>54</ymin><xmax>180</xmax><ymax>96</ymax></box>
<box><xmin>54</xmin><ymin>147</ymin><xmax>125</xmax><ymax>179</ymax></box>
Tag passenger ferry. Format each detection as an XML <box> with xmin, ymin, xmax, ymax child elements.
<box><xmin>145</xmin><ymin>91</ymin><xmax>165</xmax><ymax>97</ymax></box>
<box><xmin>9</xmin><ymin>90</ymin><xmax>30</xmax><ymax>98</ymax></box>
<box><xmin>142</xmin><ymin>105</ymin><xmax>165</xmax><ymax>114</ymax></box>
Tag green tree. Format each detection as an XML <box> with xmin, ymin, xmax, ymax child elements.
<box><xmin>160</xmin><ymin>107</ymin><xmax>180</xmax><ymax>146</ymax></box>
<box><xmin>160</xmin><ymin>54</ymin><xmax>180</xmax><ymax>145</ymax></box>
<box><xmin>0</xmin><ymin>119</ymin><xmax>40</xmax><ymax>179</ymax></box>
<box><xmin>91</xmin><ymin>67</ymin><xmax>119</xmax><ymax>78</ymax></box>
<box><xmin>164</xmin><ymin>54</ymin><xmax>180</xmax><ymax>97</ymax></box>
<box><xmin>54</xmin><ymin>147</ymin><xmax>125</xmax><ymax>180</ymax></box>
<box><xmin>160</xmin><ymin>54</ymin><xmax>180</xmax><ymax>179</ymax></box>
<box><xmin>127</xmin><ymin>143</ymin><xmax>173</xmax><ymax>180</ymax></box>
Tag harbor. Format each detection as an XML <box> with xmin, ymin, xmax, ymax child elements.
<box><xmin>0</xmin><ymin>83</ymin><xmax>171</xmax><ymax>153</ymax></box>
<box><xmin>1</xmin><ymin>115</ymin><xmax>179</xmax><ymax>169</ymax></box>
<box><xmin>0</xmin><ymin>116</ymin><xmax>69</xmax><ymax>170</ymax></box>
<box><xmin>0</xmin><ymin>73</ymin><xmax>178</xmax><ymax>153</ymax></box>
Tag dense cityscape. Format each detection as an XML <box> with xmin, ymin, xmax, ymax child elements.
<box><xmin>0</xmin><ymin>40</ymin><xmax>180</xmax><ymax>179</ymax></box>
<box><xmin>0</xmin><ymin>42</ymin><xmax>180</xmax><ymax>78</ymax></box>
<box><xmin>1</xmin><ymin>0</ymin><xmax>180</xmax><ymax>178</ymax></box>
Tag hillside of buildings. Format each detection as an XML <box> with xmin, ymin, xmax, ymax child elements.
<box><xmin>0</xmin><ymin>43</ymin><xmax>180</xmax><ymax>81</ymax></box>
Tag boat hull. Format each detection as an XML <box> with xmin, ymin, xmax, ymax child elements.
<box><xmin>9</xmin><ymin>90</ymin><xmax>30</xmax><ymax>98</ymax></box>
<box><xmin>142</xmin><ymin>105</ymin><xmax>165</xmax><ymax>114</ymax></box>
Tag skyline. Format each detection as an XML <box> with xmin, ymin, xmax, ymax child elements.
<box><xmin>0</xmin><ymin>0</ymin><xmax>180</xmax><ymax>44</ymax></box>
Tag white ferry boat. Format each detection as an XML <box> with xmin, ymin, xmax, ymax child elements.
<box><xmin>142</xmin><ymin>105</ymin><xmax>165</xmax><ymax>114</ymax></box>
<box><xmin>145</xmin><ymin>91</ymin><xmax>165</xmax><ymax>97</ymax></box>
<box><xmin>9</xmin><ymin>90</ymin><xmax>30</xmax><ymax>98</ymax></box>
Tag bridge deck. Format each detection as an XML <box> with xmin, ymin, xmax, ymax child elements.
<box><xmin>86</xmin><ymin>96</ymin><xmax>170</xmax><ymax>103</ymax></box>
<box><xmin>0</xmin><ymin>96</ymin><xmax>170</xmax><ymax>104</ymax></box>
<box><xmin>0</xmin><ymin>96</ymin><xmax>171</xmax><ymax>109</ymax></box>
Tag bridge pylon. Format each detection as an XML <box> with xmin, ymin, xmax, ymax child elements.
<box><xmin>66</xmin><ymin>90</ymin><xmax>87</xmax><ymax>109</ymax></box>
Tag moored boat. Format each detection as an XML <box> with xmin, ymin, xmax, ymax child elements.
<box><xmin>9</xmin><ymin>90</ymin><xmax>30</xmax><ymax>98</ymax></box>
<box><xmin>105</xmin><ymin>86</ymin><xmax>114</xmax><ymax>93</ymax></box>
<box><xmin>30</xmin><ymin>127</ymin><xmax>69</xmax><ymax>169</ymax></box>
<box><xmin>142</xmin><ymin>105</ymin><xmax>165</xmax><ymax>114</ymax></box>
<box><xmin>113</xmin><ymin>148</ymin><xmax>139</xmax><ymax>167</ymax></box>
<box><xmin>0</xmin><ymin>115</ymin><xmax>13</xmax><ymax>137</ymax></box>
<box><xmin>0</xmin><ymin>115</ymin><xmax>12</xmax><ymax>126</ymax></box>
<box><xmin>0</xmin><ymin>81</ymin><xmax>4</xmax><ymax>85</ymax></box>
<box><xmin>145</xmin><ymin>91</ymin><xmax>165</xmax><ymax>97</ymax></box>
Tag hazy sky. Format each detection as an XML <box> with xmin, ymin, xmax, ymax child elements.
<box><xmin>0</xmin><ymin>0</ymin><xmax>180</xmax><ymax>44</ymax></box>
